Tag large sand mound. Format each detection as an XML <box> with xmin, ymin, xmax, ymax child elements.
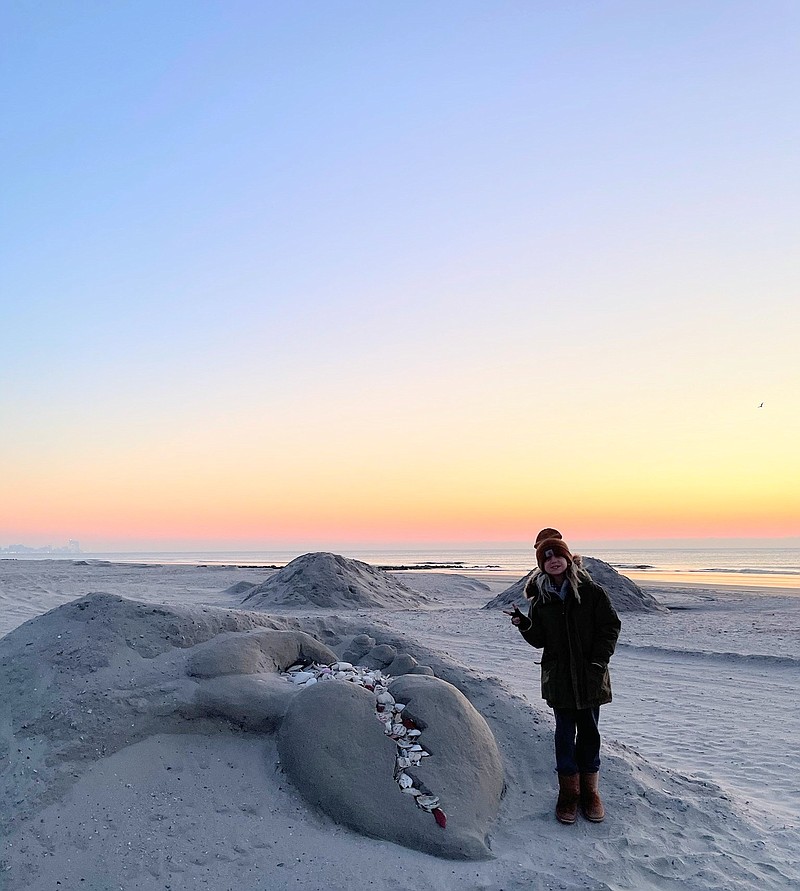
<box><xmin>0</xmin><ymin>593</ymin><xmax>324</xmax><ymax>831</ymax></box>
<box><xmin>483</xmin><ymin>556</ymin><xmax>663</xmax><ymax>612</ymax></box>
<box><xmin>0</xmin><ymin>592</ymin><xmax>498</xmax><ymax>865</ymax></box>
<box><xmin>241</xmin><ymin>551</ymin><xmax>429</xmax><ymax>609</ymax></box>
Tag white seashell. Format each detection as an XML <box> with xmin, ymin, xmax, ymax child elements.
<box><xmin>407</xmin><ymin>752</ymin><xmax>422</xmax><ymax>765</ymax></box>
<box><xmin>331</xmin><ymin>661</ymin><xmax>353</xmax><ymax>671</ymax></box>
<box><xmin>376</xmin><ymin>691</ymin><xmax>395</xmax><ymax>705</ymax></box>
<box><xmin>406</xmin><ymin>729</ymin><xmax>421</xmax><ymax>737</ymax></box>
<box><xmin>303</xmin><ymin>676</ymin><xmax>318</xmax><ymax>686</ymax></box>
<box><xmin>394</xmin><ymin>703</ymin><xmax>405</xmax><ymax>712</ymax></box>
<box><xmin>408</xmin><ymin>744</ymin><xmax>423</xmax><ymax>752</ymax></box>
<box><xmin>291</xmin><ymin>672</ymin><xmax>315</xmax><ymax>684</ymax></box>
<box><xmin>401</xmin><ymin>786</ymin><xmax>422</xmax><ymax>796</ymax></box>
<box><xmin>286</xmin><ymin>664</ymin><xmax>305</xmax><ymax>673</ymax></box>
<box><xmin>416</xmin><ymin>794</ymin><xmax>439</xmax><ymax>811</ymax></box>
<box><xmin>396</xmin><ymin>756</ymin><xmax>411</xmax><ymax>769</ymax></box>
<box><xmin>390</xmin><ymin>724</ymin><xmax>407</xmax><ymax>737</ymax></box>
<box><xmin>397</xmin><ymin>773</ymin><xmax>413</xmax><ymax>789</ymax></box>
<box><xmin>396</xmin><ymin>739</ymin><xmax>414</xmax><ymax>749</ymax></box>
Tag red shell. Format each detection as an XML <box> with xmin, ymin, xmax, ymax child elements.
<box><xmin>401</xmin><ymin>717</ymin><xmax>416</xmax><ymax>729</ymax></box>
<box><xmin>432</xmin><ymin>807</ymin><xmax>447</xmax><ymax>828</ymax></box>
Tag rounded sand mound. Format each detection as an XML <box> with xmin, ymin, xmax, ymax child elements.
<box><xmin>278</xmin><ymin>673</ymin><xmax>503</xmax><ymax>860</ymax></box>
<box><xmin>223</xmin><ymin>579</ymin><xmax>259</xmax><ymax>597</ymax></box>
<box><xmin>0</xmin><ymin>593</ymin><xmax>328</xmax><ymax>830</ymax></box>
<box><xmin>241</xmin><ymin>552</ymin><xmax>429</xmax><ymax>609</ymax></box>
<box><xmin>483</xmin><ymin>556</ymin><xmax>663</xmax><ymax>612</ymax></box>
<box><xmin>1</xmin><ymin>592</ymin><xmax>498</xmax><ymax>864</ymax></box>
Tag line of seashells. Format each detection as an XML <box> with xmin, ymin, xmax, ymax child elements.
<box><xmin>282</xmin><ymin>660</ymin><xmax>446</xmax><ymax>828</ymax></box>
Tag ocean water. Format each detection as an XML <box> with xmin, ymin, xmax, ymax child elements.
<box><xmin>5</xmin><ymin>545</ymin><xmax>799</xmax><ymax>589</ymax></box>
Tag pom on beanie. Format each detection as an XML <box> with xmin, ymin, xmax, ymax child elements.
<box><xmin>535</xmin><ymin>537</ymin><xmax>573</xmax><ymax>571</ymax></box>
<box><xmin>534</xmin><ymin>527</ymin><xmax>562</xmax><ymax>547</ymax></box>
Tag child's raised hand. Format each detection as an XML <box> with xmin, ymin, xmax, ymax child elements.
<box><xmin>502</xmin><ymin>605</ymin><xmax>526</xmax><ymax>626</ymax></box>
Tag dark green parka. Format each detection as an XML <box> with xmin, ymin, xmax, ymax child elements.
<box><xmin>518</xmin><ymin>570</ymin><xmax>621</xmax><ymax>710</ymax></box>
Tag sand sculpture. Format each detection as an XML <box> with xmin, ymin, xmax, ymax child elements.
<box><xmin>278</xmin><ymin>665</ymin><xmax>503</xmax><ymax>859</ymax></box>
<box><xmin>0</xmin><ymin>592</ymin><xmax>501</xmax><ymax>860</ymax></box>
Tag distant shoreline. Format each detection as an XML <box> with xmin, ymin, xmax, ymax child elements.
<box><xmin>3</xmin><ymin>554</ymin><xmax>799</xmax><ymax>595</ymax></box>
<box><xmin>626</xmin><ymin>570</ymin><xmax>800</xmax><ymax>593</ymax></box>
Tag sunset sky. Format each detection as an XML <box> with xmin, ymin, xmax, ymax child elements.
<box><xmin>2</xmin><ymin>2</ymin><xmax>799</xmax><ymax>550</ymax></box>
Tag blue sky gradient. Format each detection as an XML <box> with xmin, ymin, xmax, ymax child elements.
<box><xmin>2</xmin><ymin>2</ymin><xmax>799</xmax><ymax>548</ymax></box>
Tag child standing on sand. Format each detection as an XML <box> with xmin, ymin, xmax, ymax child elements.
<box><xmin>504</xmin><ymin>529</ymin><xmax>621</xmax><ymax>824</ymax></box>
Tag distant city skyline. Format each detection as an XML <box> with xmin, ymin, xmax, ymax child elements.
<box><xmin>0</xmin><ymin>540</ymin><xmax>81</xmax><ymax>554</ymax></box>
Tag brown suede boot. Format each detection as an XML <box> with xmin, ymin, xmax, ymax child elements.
<box><xmin>580</xmin><ymin>771</ymin><xmax>605</xmax><ymax>822</ymax></box>
<box><xmin>555</xmin><ymin>773</ymin><xmax>580</xmax><ymax>824</ymax></box>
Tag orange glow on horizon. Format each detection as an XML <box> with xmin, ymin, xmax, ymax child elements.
<box><xmin>2</xmin><ymin>381</ymin><xmax>798</xmax><ymax>549</ymax></box>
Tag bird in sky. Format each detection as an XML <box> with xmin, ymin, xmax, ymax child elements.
<box><xmin>758</xmin><ymin>402</ymin><xmax>764</xmax><ymax>408</ymax></box>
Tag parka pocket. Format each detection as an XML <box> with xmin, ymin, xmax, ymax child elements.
<box><xmin>585</xmin><ymin>662</ymin><xmax>610</xmax><ymax>702</ymax></box>
<box><xmin>540</xmin><ymin>654</ymin><xmax>556</xmax><ymax>682</ymax></box>
<box><xmin>540</xmin><ymin>659</ymin><xmax>556</xmax><ymax>701</ymax></box>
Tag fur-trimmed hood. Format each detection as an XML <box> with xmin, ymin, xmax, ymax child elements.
<box><xmin>524</xmin><ymin>556</ymin><xmax>590</xmax><ymax>605</ymax></box>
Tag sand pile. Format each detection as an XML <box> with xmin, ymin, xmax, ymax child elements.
<box><xmin>223</xmin><ymin>579</ymin><xmax>261</xmax><ymax>597</ymax></box>
<box><xmin>483</xmin><ymin>556</ymin><xmax>663</xmax><ymax>612</ymax></box>
<box><xmin>0</xmin><ymin>593</ymin><xmax>312</xmax><ymax>830</ymax></box>
<box><xmin>241</xmin><ymin>552</ymin><xmax>429</xmax><ymax>609</ymax></box>
<box><xmin>0</xmin><ymin>592</ymin><xmax>500</xmax><ymax>867</ymax></box>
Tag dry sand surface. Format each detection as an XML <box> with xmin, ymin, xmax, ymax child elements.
<box><xmin>1</xmin><ymin>558</ymin><xmax>799</xmax><ymax>891</ymax></box>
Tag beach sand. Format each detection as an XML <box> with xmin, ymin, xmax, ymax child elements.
<box><xmin>1</xmin><ymin>559</ymin><xmax>798</xmax><ymax>890</ymax></box>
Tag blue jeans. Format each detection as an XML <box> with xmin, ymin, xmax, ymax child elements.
<box><xmin>553</xmin><ymin>706</ymin><xmax>601</xmax><ymax>775</ymax></box>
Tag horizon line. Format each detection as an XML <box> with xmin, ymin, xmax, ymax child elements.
<box><xmin>4</xmin><ymin>536</ymin><xmax>800</xmax><ymax>553</ymax></box>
